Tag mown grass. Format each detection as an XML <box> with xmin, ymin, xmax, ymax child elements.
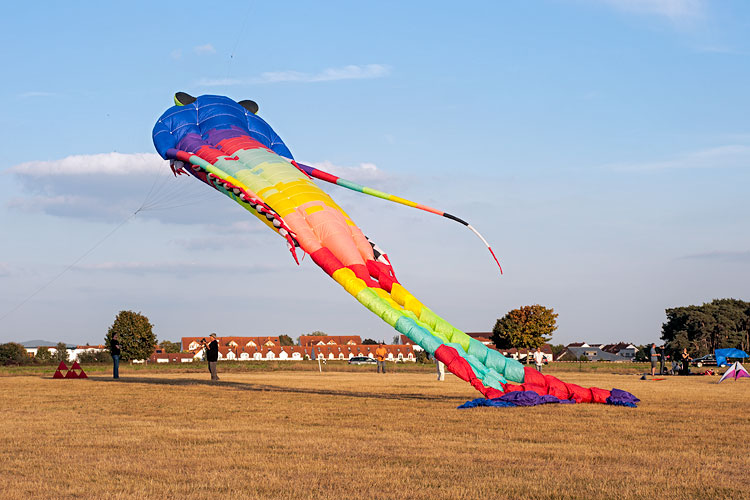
<box><xmin>1</xmin><ymin>368</ymin><xmax>747</xmax><ymax>499</ymax></box>
<box><xmin>0</xmin><ymin>359</ymin><xmax>654</xmax><ymax>377</ymax></box>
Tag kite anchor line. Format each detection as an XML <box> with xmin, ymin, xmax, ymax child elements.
<box><xmin>0</xmin><ymin>209</ymin><xmax>140</xmax><ymax>323</ymax></box>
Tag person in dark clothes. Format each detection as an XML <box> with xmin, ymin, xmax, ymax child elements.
<box><xmin>659</xmin><ymin>345</ymin><xmax>667</xmax><ymax>375</ymax></box>
<box><xmin>202</xmin><ymin>333</ymin><xmax>220</xmax><ymax>381</ymax></box>
<box><xmin>680</xmin><ymin>348</ymin><xmax>691</xmax><ymax>376</ymax></box>
<box><xmin>110</xmin><ymin>333</ymin><xmax>121</xmax><ymax>379</ymax></box>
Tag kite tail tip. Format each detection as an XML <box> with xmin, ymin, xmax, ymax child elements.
<box><xmin>488</xmin><ymin>247</ymin><xmax>503</xmax><ymax>275</ymax></box>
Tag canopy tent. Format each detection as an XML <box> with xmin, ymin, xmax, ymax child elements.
<box><xmin>718</xmin><ymin>362</ymin><xmax>750</xmax><ymax>383</ymax></box>
<box><xmin>714</xmin><ymin>348</ymin><xmax>749</xmax><ymax>367</ymax></box>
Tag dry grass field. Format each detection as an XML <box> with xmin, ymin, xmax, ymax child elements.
<box><xmin>1</xmin><ymin>367</ymin><xmax>748</xmax><ymax>500</ymax></box>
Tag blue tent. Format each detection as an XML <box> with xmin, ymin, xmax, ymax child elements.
<box><xmin>715</xmin><ymin>348</ymin><xmax>749</xmax><ymax>367</ymax></box>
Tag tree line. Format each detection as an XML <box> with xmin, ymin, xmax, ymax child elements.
<box><xmin>4</xmin><ymin>299</ymin><xmax>747</xmax><ymax>366</ymax></box>
<box><xmin>661</xmin><ymin>298</ymin><xmax>749</xmax><ymax>357</ymax></box>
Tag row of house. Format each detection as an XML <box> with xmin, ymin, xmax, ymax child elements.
<box><xmin>20</xmin><ymin>336</ymin><xmax>640</xmax><ymax>364</ymax></box>
<box><xmin>23</xmin><ymin>344</ymin><xmax>107</xmax><ymax>361</ymax></box>
<box><xmin>151</xmin><ymin>335</ymin><xmax>416</xmax><ymax>364</ymax></box>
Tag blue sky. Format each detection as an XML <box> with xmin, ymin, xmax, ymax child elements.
<box><xmin>1</xmin><ymin>0</ymin><xmax>748</xmax><ymax>346</ymax></box>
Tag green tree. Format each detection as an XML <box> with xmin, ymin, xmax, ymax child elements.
<box><xmin>634</xmin><ymin>345</ymin><xmax>650</xmax><ymax>362</ymax></box>
<box><xmin>491</xmin><ymin>305</ymin><xmax>558</xmax><ymax>356</ymax></box>
<box><xmin>159</xmin><ymin>340</ymin><xmax>181</xmax><ymax>353</ymax></box>
<box><xmin>52</xmin><ymin>342</ymin><xmax>69</xmax><ymax>364</ymax></box>
<box><xmin>362</xmin><ymin>338</ymin><xmax>379</xmax><ymax>345</ymax></box>
<box><xmin>106</xmin><ymin>310</ymin><xmax>157</xmax><ymax>361</ymax></box>
<box><xmin>35</xmin><ymin>346</ymin><xmax>53</xmax><ymax>363</ymax></box>
<box><xmin>661</xmin><ymin>298</ymin><xmax>750</xmax><ymax>356</ymax></box>
<box><xmin>0</xmin><ymin>342</ymin><xmax>29</xmax><ymax>365</ymax></box>
<box><xmin>309</xmin><ymin>331</ymin><xmax>327</xmax><ymax>336</ymax></box>
<box><xmin>279</xmin><ymin>335</ymin><xmax>294</xmax><ymax>346</ymax></box>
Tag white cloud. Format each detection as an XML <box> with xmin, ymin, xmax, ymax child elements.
<box><xmin>9</xmin><ymin>152</ymin><xmax>165</xmax><ymax>177</ymax></box>
<box><xmin>198</xmin><ymin>64</ymin><xmax>390</xmax><ymax>87</ymax></box>
<box><xmin>194</xmin><ymin>44</ymin><xmax>216</xmax><ymax>55</ymax></box>
<box><xmin>680</xmin><ymin>250</ymin><xmax>750</xmax><ymax>262</ymax></box>
<box><xmin>74</xmin><ymin>261</ymin><xmax>284</xmax><ymax>275</ymax></box>
<box><xmin>595</xmin><ymin>0</ymin><xmax>705</xmax><ymax>22</ymax></box>
<box><xmin>5</xmin><ymin>153</ymin><xmax>397</xmax><ymax>227</ymax></box>
<box><xmin>304</xmin><ymin>161</ymin><xmax>390</xmax><ymax>184</ymax></box>
<box><xmin>609</xmin><ymin>145</ymin><xmax>750</xmax><ymax>171</ymax></box>
<box><xmin>0</xmin><ymin>262</ymin><xmax>11</xmax><ymax>277</ymax></box>
<box><xmin>6</xmin><ymin>152</ymin><xmax>224</xmax><ymax>223</ymax></box>
<box><xmin>171</xmin><ymin>49</ymin><xmax>183</xmax><ymax>60</ymax></box>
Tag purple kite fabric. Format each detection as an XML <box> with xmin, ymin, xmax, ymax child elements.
<box><xmin>606</xmin><ymin>388</ymin><xmax>640</xmax><ymax>408</ymax></box>
<box><xmin>458</xmin><ymin>388</ymin><xmax>640</xmax><ymax>409</ymax></box>
<box><xmin>458</xmin><ymin>390</ymin><xmax>575</xmax><ymax>409</ymax></box>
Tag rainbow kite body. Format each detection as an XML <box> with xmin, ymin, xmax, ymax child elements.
<box><xmin>153</xmin><ymin>94</ymin><xmax>637</xmax><ymax>407</ymax></box>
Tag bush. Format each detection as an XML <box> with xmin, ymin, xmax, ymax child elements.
<box><xmin>0</xmin><ymin>342</ymin><xmax>30</xmax><ymax>366</ymax></box>
<box><xmin>415</xmin><ymin>350</ymin><xmax>430</xmax><ymax>364</ymax></box>
<box><xmin>34</xmin><ymin>346</ymin><xmax>53</xmax><ymax>363</ymax></box>
<box><xmin>52</xmin><ymin>342</ymin><xmax>69</xmax><ymax>364</ymax></box>
<box><xmin>77</xmin><ymin>350</ymin><xmax>112</xmax><ymax>364</ymax></box>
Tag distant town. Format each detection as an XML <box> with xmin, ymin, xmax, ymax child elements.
<box><xmin>18</xmin><ymin>334</ymin><xmax>641</xmax><ymax>364</ymax></box>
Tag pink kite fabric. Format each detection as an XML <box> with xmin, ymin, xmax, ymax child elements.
<box><xmin>719</xmin><ymin>362</ymin><xmax>750</xmax><ymax>382</ymax></box>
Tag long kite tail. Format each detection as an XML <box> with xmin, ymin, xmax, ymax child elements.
<box><xmin>307</xmin><ymin>244</ymin><xmax>634</xmax><ymax>405</ymax></box>
<box><xmin>293</xmin><ymin>161</ymin><xmax>503</xmax><ymax>275</ymax></box>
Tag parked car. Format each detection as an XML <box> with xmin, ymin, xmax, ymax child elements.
<box><xmin>348</xmin><ymin>356</ymin><xmax>377</xmax><ymax>365</ymax></box>
<box><xmin>690</xmin><ymin>354</ymin><xmax>718</xmax><ymax>367</ymax></box>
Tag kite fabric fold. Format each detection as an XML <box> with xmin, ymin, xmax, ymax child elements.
<box><xmin>458</xmin><ymin>388</ymin><xmax>639</xmax><ymax>409</ymax></box>
<box><xmin>152</xmin><ymin>94</ymin><xmax>638</xmax><ymax>407</ymax></box>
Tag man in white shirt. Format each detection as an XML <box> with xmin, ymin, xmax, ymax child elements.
<box><xmin>533</xmin><ymin>347</ymin><xmax>545</xmax><ymax>373</ymax></box>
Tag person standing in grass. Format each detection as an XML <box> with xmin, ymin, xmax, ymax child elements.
<box><xmin>435</xmin><ymin>356</ymin><xmax>445</xmax><ymax>381</ymax></box>
<box><xmin>659</xmin><ymin>345</ymin><xmax>667</xmax><ymax>375</ymax></box>
<box><xmin>204</xmin><ymin>333</ymin><xmax>220</xmax><ymax>381</ymax></box>
<box><xmin>650</xmin><ymin>343</ymin><xmax>659</xmax><ymax>377</ymax></box>
<box><xmin>680</xmin><ymin>348</ymin><xmax>691</xmax><ymax>376</ymax></box>
<box><xmin>375</xmin><ymin>343</ymin><xmax>388</xmax><ymax>374</ymax></box>
<box><xmin>110</xmin><ymin>333</ymin><xmax>121</xmax><ymax>379</ymax></box>
<box><xmin>533</xmin><ymin>347</ymin><xmax>545</xmax><ymax>373</ymax></box>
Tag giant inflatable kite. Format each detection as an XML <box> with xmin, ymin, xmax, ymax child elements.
<box><xmin>153</xmin><ymin>93</ymin><xmax>637</xmax><ymax>407</ymax></box>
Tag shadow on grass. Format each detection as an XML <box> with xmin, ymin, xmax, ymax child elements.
<box><xmin>82</xmin><ymin>375</ymin><xmax>463</xmax><ymax>403</ymax></box>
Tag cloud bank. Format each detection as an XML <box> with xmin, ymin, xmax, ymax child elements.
<box><xmin>74</xmin><ymin>260</ymin><xmax>284</xmax><ymax>275</ymax></box>
<box><xmin>595</xmin><ymin>0</ymin><xmax>705</xmax><ymax>22</ymax></box>
<box><xmin>6</xmin><ymin>152</ymin><xmax>391</xmax><ymax>226</ymax></box>
<box><xmin>198</xmin><ymin>64</ymin><xmax>390</xmax><ymax>87</ymax></box>
<box><xmin>680</xmin><ymin>250</ymin><xmax>750</xmax><ymax>262</ymax></box>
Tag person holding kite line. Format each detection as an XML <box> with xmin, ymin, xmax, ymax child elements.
<box><xmin>202</xmin><ymin>333</ymin><xmax>220</xmax><ymax>381</ymax></box>
<box><xmin>110</xmin><ymin>333</ymin><xmax>121</xmax><ymax>379</ymax></box>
